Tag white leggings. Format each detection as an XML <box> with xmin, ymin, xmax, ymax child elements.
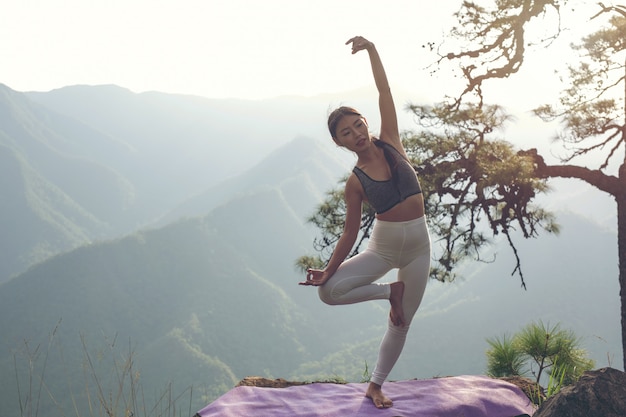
<box><xmin>318</xmin><ymin>216</ymin><xmax>431</xmax><ymax>386</ymax></box>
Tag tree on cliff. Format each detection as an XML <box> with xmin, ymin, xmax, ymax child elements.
<box><xmin>431</xmin><ymin>0</ymin><xmax>625</xmax><ymax>369</ymax></box>
<box><xmin>298</xmin><ymin>2</ymin><xmax>626</xmax><ymax>368</ymax></box>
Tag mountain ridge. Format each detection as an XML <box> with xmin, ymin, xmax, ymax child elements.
<box><xmin>0</xmin><ymin>83</ymin><xmax>350</xmax><ymax>282</ymax></box>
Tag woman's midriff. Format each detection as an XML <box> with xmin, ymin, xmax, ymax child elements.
<box><xmin>375</xmin><ymin>193</ymin><xmax>425</xmax><ymax>222</ymax></box>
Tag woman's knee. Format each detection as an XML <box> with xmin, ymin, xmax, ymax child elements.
<box><xmin>388</xmin><ymin>319</ymin><xmax>410</xmax><ymax>335</ymax></box>
<box><xmin>318</xmin><ymin>285</ymin><xmax>340</xmax><ymax>305</ymax></box>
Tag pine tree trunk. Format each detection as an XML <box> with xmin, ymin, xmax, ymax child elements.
<box><xmin>618</xmin><ymin>180</ymin><xmax>626</xmax><ymax>370</ymax></box>
<box><xmin>619</xmin><ymin>57</ymin><xmax>626</xmax><ymax>370</ymax></box>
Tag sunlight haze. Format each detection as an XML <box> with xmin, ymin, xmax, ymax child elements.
<box><xmin>2</xmin><ymin>0</ymin><xmax>463</xmax><ymax>100</ymax></box>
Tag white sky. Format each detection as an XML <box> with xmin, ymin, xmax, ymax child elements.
<box><xmin>0</xmin><ymin>0</ymin><xmax>606</xmax><ymax>107</ymax></box>
<box><xmin>1</xmin><ymin>0</ymin><xmax>467</xmax><ymax>100</ymax></box>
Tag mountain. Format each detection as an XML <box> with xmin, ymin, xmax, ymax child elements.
<box><xmin>0</xmin><ymin>84</ymin><xmax>132</xmax><ymax>281</ymax></box>
<box><xmin>0</xmin><ymin>83</ymin><xmax>350</xmax><ymax>282</ymax></box>
<box><xmin>0</xmin><ymin>210</ymin><xmax>305</xmax><ymax>414</ymax></box>
<box><xmin>156</xmin><ymin>135</ymin><xmax>349</xmax><ymax>226</ymax></box>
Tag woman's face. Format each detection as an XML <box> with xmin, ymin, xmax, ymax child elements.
<box><xmin>333</xmin><ymin>114</ymin><xmax>370</xmax><ymax>152</ymax></box>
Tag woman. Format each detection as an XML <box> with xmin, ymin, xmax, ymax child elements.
<box><xmin>299</xmin><ymin>36</ymin><xmax>431</xmax><ymax>409</ymax></box>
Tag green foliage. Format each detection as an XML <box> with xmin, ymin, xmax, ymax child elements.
<box><xmin>516</xmin><ymin>321</ymin><xmax>595</xmax><ymax>385</ymax></box>
<box><xmin>406</xmin><ymin>103</ymin><xmax>557</xmax><ymax>285</ymax></box>
<box><xmin>545</xmin><ymin>358</ymin><xmax>567</xmax><ymax>398</ymax></box>
<box><xmin>485</xmin><ymin>321</ymin><xmax>595</xmax><ymax>389</ymax></box>
<box><xmin>485</xmin><ymin>334</ymin><xmax>525</xmax><ymax>377</ymax></box>
<box><xmin>294</xmin><ymin>255</ymin><xmax>325</xmax><ymax>273</ymax></box>
<box><xmin>360</xmin><ymin>361</ymin><xmax>371</xmax><ymax>383</ymax></box>
<box><xmin>528</xmin><ymin>357</ymin><xmax>569</xmax><ymax>406</ymax></box>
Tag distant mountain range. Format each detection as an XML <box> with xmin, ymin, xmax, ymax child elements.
<box><xmin>0</xmin><ymin>84</ymin><xmax>621</xmax><ymax>416</ymax></box>
<box><xmin>0</xmin><ymin>83</ymin><xmax>350</xmax><ymax>281</ymax></box>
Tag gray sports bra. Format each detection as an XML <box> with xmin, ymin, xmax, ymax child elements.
<box><xmin>352</xmin><ymin>140</ymin><xmax>422</xmax><ymax>214</ymax></box>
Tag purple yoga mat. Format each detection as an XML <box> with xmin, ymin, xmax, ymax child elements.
<box><xmin>196</xmin><ymin>375</ymin><xmax>536</xmax><ymax>417</ymax></box>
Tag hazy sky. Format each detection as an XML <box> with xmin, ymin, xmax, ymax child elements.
<box><xmin>1</xmin><ymin>1</ymin><xmax>471</xmax><ymax>100</ymax></box>
<box><xmin>1</xmin><ymin>0</ymin><xmax>601</xmax><ymax>106</ymax></box>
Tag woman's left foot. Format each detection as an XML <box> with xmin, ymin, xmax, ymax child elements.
<box><xmin>366</xmin><ymin>382</ymin><xmax>393</xmax><ymax>408</ymax></box>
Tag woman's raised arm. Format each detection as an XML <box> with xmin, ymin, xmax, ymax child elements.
<box><xmin>345</xmin><ymin>36</ymin><xmax>402</xmax><ymax>153</ymax></box>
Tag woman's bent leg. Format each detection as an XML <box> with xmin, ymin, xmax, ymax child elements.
<box><xmin>318</xmin><ymin>250</ymin><xmax>392</xmax><ymax>305</ymax></box>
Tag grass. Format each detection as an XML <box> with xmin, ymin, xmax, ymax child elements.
<box><xmin>12</xmin><ymin>322</ymin><xmax>194</xmax><ymax>417</ymax></box>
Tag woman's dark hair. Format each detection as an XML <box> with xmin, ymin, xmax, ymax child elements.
<box><xmin>327</xmin><ymin>106</ymin><xmax>362</xmax><ymax>138</ymax></box>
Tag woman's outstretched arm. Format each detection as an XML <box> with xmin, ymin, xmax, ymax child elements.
<box><xmin>345</xmin><ymin>36</ymin><xmax>403</xmax><ymax>154</ymax></box>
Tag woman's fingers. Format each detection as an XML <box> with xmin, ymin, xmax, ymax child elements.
<box><xmin>346</xmin><ymin>36</ymin><xmax>372</xmax><ymax>53</ymax></box>
<box><xmin>299</xmin><ymin>269</ymin><xmax>324</xmax><ymax>286</ymax></box>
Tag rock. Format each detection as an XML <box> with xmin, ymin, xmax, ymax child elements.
<box><xmin>236</xmin><ymin>376</ymin><xmax>308</xmax><ymax>388</ymax></box>
<box><xmin>534</xmin><ymin>367</ymin><xmax>626</xmax><ymax>417</ymax></box>
<box><xmin>499</xmin><ymin>376</ymin><xmax>544</xmax><ymax>405</ymax></box>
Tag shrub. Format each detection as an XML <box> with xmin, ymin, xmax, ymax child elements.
<box><xmin>485</xmin><ymin>320</ymin><xmax>594</xmax><ymax>389</ymax></box>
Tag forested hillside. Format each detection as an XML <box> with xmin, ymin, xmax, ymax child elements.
<box><xmin>0</xmin><ymin>83</ymin><xmax>339</xmax><ymax>281</ymax></box>
<box><xmin>0</xmin><ymin>134</ymin><xmax>363</xmax><ymax>415</ymax></box>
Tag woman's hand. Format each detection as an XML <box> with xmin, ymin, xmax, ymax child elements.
<box><xmin>299</xmin><ymin>268</ymin><xmax>330</xmax><ymax>286</ymax></box>
<box><xmin>346</xmin><ymin>36</ymin><xmax>374</xmax><ymax>54</ymax></box>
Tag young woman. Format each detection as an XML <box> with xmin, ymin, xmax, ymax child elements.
<box><xmin>299</xmin><ymin>36</ymin><xmax>431</xmax><ymax>409</ymax></box>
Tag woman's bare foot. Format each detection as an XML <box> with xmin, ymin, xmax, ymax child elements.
<box><xmin>366</xmin><ymin>382</ymin><xmax>393</xmax><ymax>408</ymax></box>
<box><xmin>389</xmin><ymin>281</ymin><xmax>405</xmax><ymax>327</ymax></box>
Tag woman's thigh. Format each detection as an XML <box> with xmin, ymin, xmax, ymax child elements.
<box><xmin>318</xmin><ymin>250</ymin><xmax>393</xmax><ymax>305</ymax></box>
